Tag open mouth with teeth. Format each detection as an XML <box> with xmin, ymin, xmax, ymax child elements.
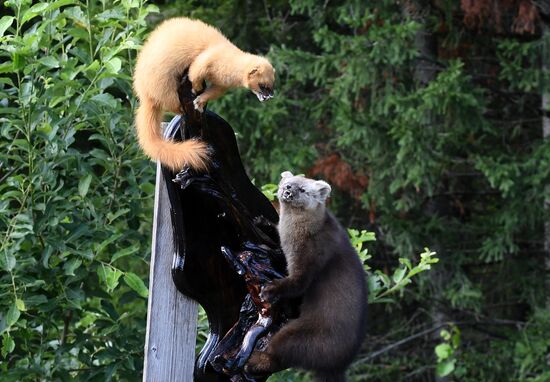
<box><xmin>254</xmin><ymin>84</ymin><xmax>274</xmax><ymax>102</ymax></box>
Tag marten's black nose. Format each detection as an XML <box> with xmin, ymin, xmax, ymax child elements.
<box><xmin>283</xmin><ymin>190</ymin><xmax>292</xmax><ymax>199</ymax></box>
<box><xmin>259</xmin><ymin>84</ymin><xmax>273</xmax><ymax>97</ymax></box>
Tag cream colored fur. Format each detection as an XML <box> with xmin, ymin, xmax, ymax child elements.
<box><xmin>133</xmin><ymin>17</ymin><xmax>275</xmax><ymax>171</ymax></box>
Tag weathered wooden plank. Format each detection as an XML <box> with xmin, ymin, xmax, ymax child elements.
<box><xmin>143</xmin><ymin>149</ymin><xmax>198</xmax><ymax>381</ymax></box>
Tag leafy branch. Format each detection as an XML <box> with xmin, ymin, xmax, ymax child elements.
<box><xmin>348</xmin><ymin>229</ymin><xmax>438</xmax><ymax>303</ymax></box>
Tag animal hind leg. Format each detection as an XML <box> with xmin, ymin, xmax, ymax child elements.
<box><xmin>313</xmin><ymin>370</ymin><xmax>346</xmax><ymax>382</ymax></box>
<box><xmin>266</xmin><ymin>320</ymin><xmax>341</xmax><ymax>371</ymax></box>
<box><xmin>244</xmin><ymin>321</ymin><xmax>311</xmax><ymax>377</ymax></box>
<box><xmin>244</xmin><ymin>351</ymin><xmax>283</xmax><ymax>377</ymax></box>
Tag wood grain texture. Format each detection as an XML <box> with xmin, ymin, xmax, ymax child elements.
<box><xmin>143</xmin><ymin>154</ymin><xmax>198</xmax><ymax>382</ymax></box>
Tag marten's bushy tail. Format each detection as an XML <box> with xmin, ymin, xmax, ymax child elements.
<box><xmin>135</xmin><ymin>97</ymin><xmax>210</xmax><ymax>171</ymax></box>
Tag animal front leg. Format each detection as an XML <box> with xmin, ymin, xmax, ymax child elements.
<box><xmin>262</xmin><ymin>244</ymin><xmax>329</xmax><ymax>303</ymax></box>
<box><xmin>260</xmin><ymin>273</ymin><xmax>312</xmax><ymax>303</ymax></box>
<box><xmin>188</xmin><ymin>58</ymin><xmax>208</xmax><ymax>94</ymax></box>
<box><xmin>193</xmin><ymin>85</ymin><xmax>227</xmax><ymax>112</ymax></box>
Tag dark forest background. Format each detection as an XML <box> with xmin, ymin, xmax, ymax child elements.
<box><xmin>1</xmin><ymin>0</ymin><xmax>549</xmax><ymax>381</ymax></box>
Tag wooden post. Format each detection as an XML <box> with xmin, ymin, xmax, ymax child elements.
<box><xmin>143</xmin><ymin>125</ymin><xmax>198</xmax><ymax>381</ymax></box>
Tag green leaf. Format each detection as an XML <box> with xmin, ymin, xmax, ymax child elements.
<box><xmin>63</xmin><ymin>258</ymin><xmax>82</xmax><ymax>276</ymax></box>
<box><xmin>21</xmin><ymin>3</ymin><xmax>49</xmax><ymax>25</ymax></box>
<box><xmin>139</xmin><ymin>182</ymin><xmax>155</xmax><ymax>195</ymax></box>
<box><xmin>111</xmin><ymin>243</ymin><xmax>140</xmax><ymax>263</ymax></box>
<box><xmin>1</xmin><ymin>333</ymin><xmax>15</xmax><ymax>357</ymax></box>
<box><xmin>392</xmin><ymin>267</ymin><xmax>406</xmax><ymax>284</ymax></box>
<box><xmin>452</xmin><ymin>330</ymin><xmax>461</xmax><ymax>349</ymax></box>
<box><xmin>0</xmin><ymin>62</ymin><xmax>12</xmax><ymax>73</ymax></box>
<box><xmin>41</xmin><ymin>247</ymin><xmax>53</xmax><ymax>269</ymax></box>
<box><xmin>440</xmin><ymin>329</ymin><xmax>451</xmax><ymax>341</ymax></box>
<box><xmin>0</xmin><ymin>16</ymin><xmax>14</xmax><ymax>37</ymax></box>
<box><xmin>24</xmin><ymin>295</ymin><xmax>48</xmax><ymax>308</ymax></box>
<box><xmin>90</xmin><ymin>93</ymin><xmax>118</xmax><ymax>108</ymax></box>
<box><xmin>106</xmin><ymin>267</ymin><xmax>123</xmax><ymax>292</ymax></box>
<box><xmin>367</xmin><ymin>275</ymin><xmax>382</xmax><ymax>293</ymax></box>
<box><xmin>436</xmin><ymin>359</ymin><xmax>456</xmax><ymax>377</ymax></box>
<box><xmin>78</xmin><ymin>174</ymin><xmax>92</xmax><ymax>197</ymax></box>
<box><xmin>107</xmin><ymin>208</ymin><xmax>130</xmax><ymax>223</ymax></box>
<box><xmin>95</xmin><ymin>233</ymin><xmax>124</xmax><ymax>254</ymax></box>
<box><xmin>105</xmin><ymin>57</ymin><xmax>122</xmax><ymax>74</ymax></box>
<box><xmin>15</xmin><ymin>299</ymin><xmax>25</xmax><ymax>312</ymax></box>
<box><xmin>261</xmin><ymin>183</ymin><xmax>278</xmax><ymax>201</ymax></box>
<box><xmin>364</xmin><ymin>231</ymin><xmax>376</xmax><ymax>241</ymax></box>
<box><xmin>398</xmin><ymin>257</ymin><xmax>412</xmax><ymax>270</ymax></box>
<box><xmin>21</xmin><ymin>0</ymin><xmax>76</xmax><ymax>25</ymax></box>
<box><xmin>124</xmin><ymin>272</ymin><xmax>148</xmax><ymax>298</ymax></box>
<box><xmin>85</xmin><ymin>60</ymin><xmax>101</xmax><ymax>73</ymax></box>
<box><xmin>98</xmin><ymin>265</ymin><xmax>122</xmax><ymax>293</ymax></box>
<box><xmin>420</xmin><ymin>248</ymin><xmax>437</xmax><ymax>259</ymax></box>
<box><xmin>435</xmin><ymin>343</ymin><xmax>452</xmax><ymax>361</ymax></box>
<box><xmin>5</xmin><ymin>303</ymin><xmax>20</xmax><ymax>330</ymax></box>
<box><xmin>65</xmin><ymin>288</ymin><xmax>85</xmax><ymax>309</ymax></box>
<box><xmin>46</xmin><ymin>0</ymin><xmax>78</xmax><ymax>12</ymax></box>
<box><xmin>39</xmin><ymin>56</ymin><xmax>60</xmax><ymax>69</ymax></box>
<box><xmin>375</xmin><ymin>271</ymin><xmax>390</xmax><ymax>288</ymax></box>
<box><xmin>1</xmin><ymin>254</ymin><xmax>16</xmax><ymax>271</ymax></box>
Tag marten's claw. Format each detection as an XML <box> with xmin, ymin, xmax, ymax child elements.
<box><xmin>193</xmin><ymin>96</ymin><xmax>205</xmax><ymax>112</ymax></box>
<box><xmin>172</xmin><ymin>167</ymin><xmax>195</xmax><ymax>189</ymax></box>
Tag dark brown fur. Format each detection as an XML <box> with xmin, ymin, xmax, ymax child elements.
<box><xmin>246</xmin><ymin>173</ymin><xmax>368</xmax><ymax>382</ymax></box>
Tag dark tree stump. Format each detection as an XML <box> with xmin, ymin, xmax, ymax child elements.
<box><xmin>161</xmin><ymin>75</ymin><xmax>294</xmax><ymax>381</ymax></box>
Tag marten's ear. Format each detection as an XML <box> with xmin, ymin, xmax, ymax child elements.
<box><xmin>314</xmin><ymin>181</ymin><xmax>331</xmax><ymax>202</ymax></box>
<box><xmin>281</xmin><ymin>171</ymin><xmax>294</xmax><ymax>179</ymax></box>
<box><xmin>248</xmin><ymin>67</ymin><xmax>259</xmax><ymax>77</ymax></box>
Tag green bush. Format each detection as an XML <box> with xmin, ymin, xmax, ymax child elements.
<box><xmin>0</xmin><ymin>1</ymin><xmax>157</xmax><ymax>380</ymax></box>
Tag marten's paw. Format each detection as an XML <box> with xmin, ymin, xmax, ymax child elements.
<box><xmin>260</xmin><ymin>282</ymin><xmax>281</xmax><ymax>304</ymax></box>
<box><xmin>193</xmin><ymin>96</ymin><xmax>205</xmax><ymax>112</ymax></box>
<box><xmin>244</xmin><ymin>352</ymin><xmax>275</xmax><ymax>376</ymax></box>
<box><xmin>172</xmin><ymin>167</ymin><xmax>198</xmax><ymax>189</ymax></box>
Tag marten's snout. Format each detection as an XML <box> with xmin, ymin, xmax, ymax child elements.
<box><xmin>260</xmin><ymin>84</ymin><xmax>274</xmax><ymax>97</ymax></box>
<box><xmin>255</xmin><ymin>83</ymin><xmax>274</xmax><ymax>102</ymax></box>
<box><xmin>282</xmin><ymin>184</ymin><xmax>293</xmax><ymax>200</ymax></box>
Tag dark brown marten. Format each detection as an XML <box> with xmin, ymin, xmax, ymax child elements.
<box><xmin>245</xmin><ymin>172</ymin><xmax>368</xmax><ymax>382</ymax></box>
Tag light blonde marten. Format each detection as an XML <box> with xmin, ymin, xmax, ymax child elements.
<box><xmin>133</xmin><ymin>17</ymin><xmax>275</xmax><ymax>171</ymax></box>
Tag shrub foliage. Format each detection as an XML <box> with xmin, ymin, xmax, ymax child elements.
<box><xmin>0</xmin><ymin>1</ymin><xmax>157</xmax><ymax>380</ymax></box>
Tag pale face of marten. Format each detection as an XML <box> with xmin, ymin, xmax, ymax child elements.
<box><xmin>277</xmin><ymin>171</ymin><xmax>331</xmax><ymax>210</ymax></box>
<box><xmin>246</xmin><ymin>58</ymin><xmax>275</xmax><ymax>102</ymax></box>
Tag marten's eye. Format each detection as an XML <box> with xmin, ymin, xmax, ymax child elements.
<box><xmin>299</xmin><ymin>187</ymin><xmax>305</xmax><ymax>193</ymax></box>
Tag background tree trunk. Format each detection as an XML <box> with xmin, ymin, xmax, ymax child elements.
<box><xmin>403</xmin><ymin>2</ymin><xmax>449</xmax><ymax>381</ymax></box>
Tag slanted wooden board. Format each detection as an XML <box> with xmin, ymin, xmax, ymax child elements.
<box><xmin>143</xmin><ymin>125</ymin><xmax>198</xmax><ymax>381</ymax></box>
